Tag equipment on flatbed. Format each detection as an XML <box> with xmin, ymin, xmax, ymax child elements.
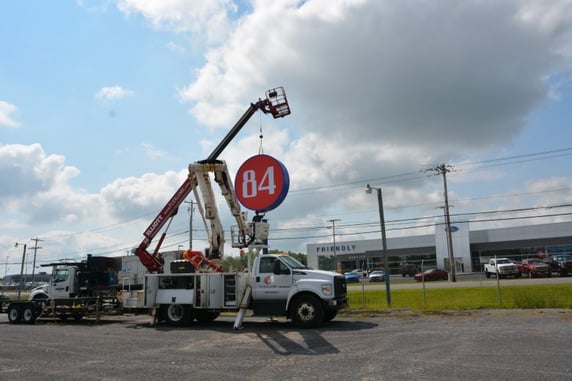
<box><xmin>5</xmin><ymin>254</ymin><xmax>127</xmax><ymax>324</ymax></box>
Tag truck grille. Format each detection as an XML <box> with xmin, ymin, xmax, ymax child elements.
<box><xmin>334</xmin><ymin>276</ymin><xmax>347</xmax><ymax>298</ymax></box>
<box><xmin>499</xmin><ymin>266</ymin><xmax>517</xmax><ymax>273</ymax></box>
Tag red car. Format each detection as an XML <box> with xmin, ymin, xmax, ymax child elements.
<box><xmin>414</xmin><ymin>268</ymin><xmax>449</xmax><ymax>281</ymax></box>
<box><xmin>517</xmin><ymin>258</ymin><xmax>552</xmax><ymax>277</ymax></box>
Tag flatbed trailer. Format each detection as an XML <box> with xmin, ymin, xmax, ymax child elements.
<box><xmin>5</xmin><ymin>295</ymin><xmax>122</xmax><ymax>324</ymax></box>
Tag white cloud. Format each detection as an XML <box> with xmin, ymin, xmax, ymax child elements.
<box><xmin>140</xmin><ymin>142</ymin><xmax>168</xmax><ymax>160</ymax></box>
<box><xmin>100</xmin><ymin>170</ymin><xmax>187</xmax><ymax>218</ymax></box>
<box><xmin>180</xmin><ymin>0</ymin><xmax>572</xmax><ymax>158</ymax></box>
<box><xmin>95</xmin><ymin>86</ymin><xmax>134</xmax><ymax>101</ymax></box>
<box><xmin>0</xmin><ymin>100</ymin><xmax>20</xmax><ymax>128</ymax></box>
<box><xmin>117</xmin><ymin>0</ymin><xmax>236</xmax><ymax>44</ymax></box>
<box><xmin>166</xmin><ymin>41</ymin><xmax>186</xmax><ymax>53</ymax></box>
<box><xmin>0</xmin><ymin>143</ymin><xmax>193</xmax><ymax>261</ymax></box>
<box><xmin>0</xmin><ymin>144</ymin><xmax>78</xmax><ymax>200</ymax></box>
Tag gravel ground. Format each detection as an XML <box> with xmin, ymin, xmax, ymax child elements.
<box><xmin>1</xmin><ymin>309</ymin><xmax>571</xmax><ymax>381</ymax></box>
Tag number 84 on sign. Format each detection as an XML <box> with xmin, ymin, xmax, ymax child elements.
<box><xmin>234</xmin><ymin>154</ymin><xmax>290</xmax><ymax>213</ymax></box>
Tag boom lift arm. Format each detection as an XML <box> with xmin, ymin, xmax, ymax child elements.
<box><xmin>134</xmin><ymin>87</ymin><xmax>290</xmax><ymax>273</ymax></box>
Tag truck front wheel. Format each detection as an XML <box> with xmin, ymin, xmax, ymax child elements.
<box><xmin>485</xmin><ymin>271</ymin><xmax>491</xmax><ymax>278</ymax></box>
<box><xmin>290</xmin><ymin>295</ymin><xmax>324</xmax><ymax>328</ymax></box>
<box><xmin>165</xmin><ymin>304</ymin><xmax>193</xmax><ymax>326</ymax></box>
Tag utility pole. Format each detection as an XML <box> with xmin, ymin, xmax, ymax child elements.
<box><xmin>30</xmin><ymin>237</ymin><xmax>43</xmax><ymax>285</ymax></box>
<box><xmin>426</xmin><ymin>164</ymin><xmax>456</xmax><ymax>282</ymax></box>
<box><xmin>14</xmin><ymin>243</ymin><xmax>27</xmax><ymax>301</ymax></box>
<box><xmin>327</xmin><ymin>219</ymin><xmax>341</xmax><ymax>271</ymax></box>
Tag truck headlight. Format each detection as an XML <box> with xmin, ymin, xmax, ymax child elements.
<box><xmin>321</xmin><ymin>284</ymin><xmax>332</xmax><ymax>296</ymax></box>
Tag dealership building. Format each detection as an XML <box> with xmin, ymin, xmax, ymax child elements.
<box><xmin>306</xmin><ymin>220</ymin><xmax>572</xmax><ymax>274</ymax></box>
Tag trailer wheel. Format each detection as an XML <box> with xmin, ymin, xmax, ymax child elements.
<box><xmin>22</xmin><ymin>306</ymin><xmax>37</xmax><ymax>324</ymax></box>
<box><xmin>165</xmin><ymin>304</ymin><xmax>193</xmax><ymax>326</ymax></box>
<box><xmin>290</xmin><ymin>295</ymin><xmax>324</xmax><ymax>329</ymax></box>
<box><xmin>195</xmin><ymin>310</ymin><xmax>220</xmax><ymax>323</ymax></box>
<box><xmin>7</xmin><ymin>304</ymin><xmax>21</xmax><ymax>323</ymax></box>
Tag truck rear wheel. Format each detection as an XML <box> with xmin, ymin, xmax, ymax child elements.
<box><xmin>22</xmin><ymin>305</ymin><xmax>37</xmax><ymax>324</ymax></box>
<box><xmin>165</xmin><ymin>304</ymin><xmax>193</xmax><ymax>326</ymax></box>
<box><xmin>7</xmin><ymin>304</ymin><xmax>21</xmax><ymax>323</ymax></box>
<box><xmin>290</xmin><ymin>295</ymin><xmax>324</xmax><ymax>328</ymax></box>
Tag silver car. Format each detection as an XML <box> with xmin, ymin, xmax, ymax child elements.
<box><xmin>368</xmin><ymin>270</ymin><xmax>385</xmax><ymax>282</ymax></box>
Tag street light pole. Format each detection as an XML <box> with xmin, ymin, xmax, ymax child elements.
<box><xmin>4</xmin><ymin>255</ymin><xmax>8</xmax><ymax>278</ymax></box>
<box><xmin>366</xmin><ymin>184</ymin><xmax>391</xmax><ymax>307</ymax></box>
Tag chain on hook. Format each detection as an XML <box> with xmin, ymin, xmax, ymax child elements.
<box><xmin>258</xmin><ymin>111</ymin><xmax>264</xmax><ymax>154</ymax></box>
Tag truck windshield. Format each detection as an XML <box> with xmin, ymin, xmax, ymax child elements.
<box><xmin>53</xmin><ymin>268</ymin><xmax>69</xmax><ymax>283</ymax></box>
<box><xmin>280</xmin><ymin>256</ymin><xmax>307</xmax><ymax>269</ymax></box>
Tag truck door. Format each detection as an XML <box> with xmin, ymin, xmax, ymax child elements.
<box><xmin>252</xmin><ymin>256</ymin><xmax>292</xmax><ymax>305</ymax></box>
<box><xmin>49</xmin><ymin>268</ymin><xmax>72</xmax><ymax>299</ymax></box>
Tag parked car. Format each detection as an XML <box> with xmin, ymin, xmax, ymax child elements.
<box><xmin>544</xmin><ymin>254</ymin><xmax>572</xmax><ymax>276</ymax></box>
<box><xmin>414</xmin><ymin>268</ymin><xmax>449</xmax><ymax>281</ymax></box>
<box><xmin>368</xmin><ymin>270</ymin><xmax>385</xmax><ymax>282</ymax></box>
<box><xmin>517</xmin><ymin>258</ymin><xmax>552</xmax><ymax>277</ymax></box>
<box><xmin>344</xmin><ymin>271</ymin><xmax>360</xmax><ymax>283</ymax></box>
<box><xmin>351</xmin><ymin>269</ymin><xmax>368</xmax><ymax>278</ymax></box>
<box><xmin>401</xmin><ymin>264</ymin><xmax>421</xmax><ymax>277</ymax></box>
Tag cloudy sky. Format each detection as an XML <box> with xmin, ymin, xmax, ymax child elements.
<box><xmin>2</xmin><ymin>0</ymin><xmax>572</xmax><ymax>274</ymax></box>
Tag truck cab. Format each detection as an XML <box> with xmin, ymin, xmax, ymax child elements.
<box><xmin>251</xmin><ymin>254</ymin><xmax>347</xmax><ymax>326</ymax></box>
<box><xmin>29</xmin><ymin>266</ymin><xmax>80</xmax><ymax>300</ymax></box>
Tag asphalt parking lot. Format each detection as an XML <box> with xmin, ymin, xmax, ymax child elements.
<box><xmin>1</xmin><ymin>308</ymin><xmax>571</xmax><ymax>381</ymax></box>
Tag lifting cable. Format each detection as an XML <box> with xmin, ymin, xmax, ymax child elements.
<box><xmin>258</xmin><ymin>111</ymin><xmax>264</xmax><ymax>155</ymax></box>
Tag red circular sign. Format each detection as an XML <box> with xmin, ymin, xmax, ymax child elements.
<box><xmin>235</xmin><ymin>154</ymin><xmax>290</xmax><ymax>212</ymax></box>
